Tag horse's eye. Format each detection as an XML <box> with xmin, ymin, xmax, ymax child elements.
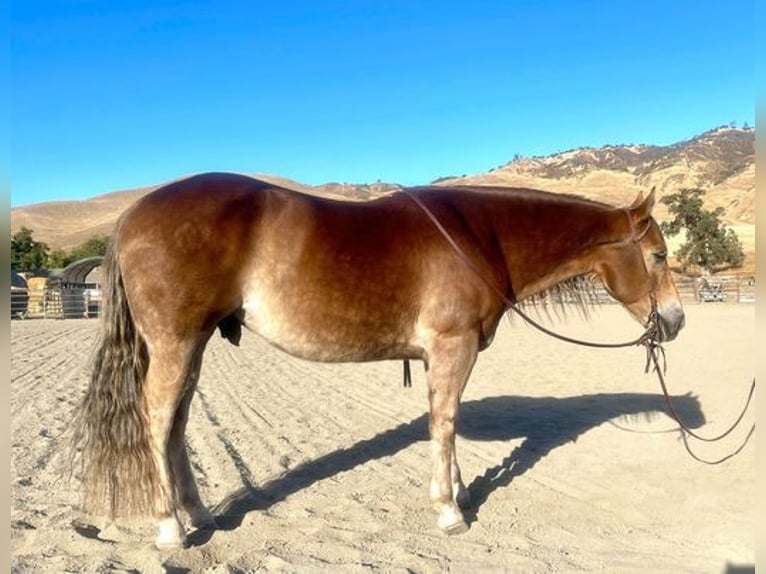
<box><xmin>653</xmin><ymin>251</ymin><xmax>667</xmax><ymax>264</ymax></box>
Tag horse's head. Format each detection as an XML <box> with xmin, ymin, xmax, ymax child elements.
<box><xmin>593</xmin><ymin>190</ymin><xmax>685</xmax><ymax>342</ymax></box>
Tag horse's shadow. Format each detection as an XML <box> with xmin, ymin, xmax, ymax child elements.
<box><xmin>189</xmin><ymin>391</ymin><xmax>703</xmax><ymax>546</ymax></box>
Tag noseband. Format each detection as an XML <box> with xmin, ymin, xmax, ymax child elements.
<box><xmin>402</xmin><ymin>189</ymin><xmax>755</xmax><ymax>464</ymax></box>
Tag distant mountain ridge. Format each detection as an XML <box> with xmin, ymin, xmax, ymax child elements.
<box><xmin>11</xmin><ymin>127</ymin><xmax>754</xmax><ymax>260</ymax></box>
<box><xmin>435</xmin><ymin>126</ymin><xmax>754</xmax><ymax>225</ymax></box>
<box><xmin>501</xmin><ymin>127</ymin><xmax>753</xmax><ymax>184</ymax></box>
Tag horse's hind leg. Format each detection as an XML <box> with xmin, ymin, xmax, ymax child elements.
<box><xmin>426</xmin><ymin>331</ymin><xmax>479</xmax><ymax>534</ymax></box>
<box><xmin>168</xmin><ymin>350</ymin><xmax>217</xmax><ymax>530</ymax></box>
<box><xmin>143</xmin><ymin>340</ymin><xmax>199</xmax><ymax>549</ymax></box>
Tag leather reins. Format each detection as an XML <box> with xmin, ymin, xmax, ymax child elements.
<box><xmin>402</xmin><ymin>189</ymin><xmax>755</xmax><ymax>464</ymax></box>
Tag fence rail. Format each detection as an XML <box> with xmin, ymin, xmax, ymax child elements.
<box><xmin>12</xmin><ymin>286</ymin><xmax>102</xmax><ymax>319</ymax></box>
<box><xmin>673</xmin><ymin>274</ymin><xmax>755</xmax><ymax>304</ymax></box>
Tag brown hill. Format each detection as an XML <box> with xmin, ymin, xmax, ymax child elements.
<box><xmin>11</xmin><ymin>127</ymin><xmax>754</xmax><ymax>270</ymax></box>
<box><xmin>435</xmin><ymin>126</ymin><xmax>754</xmax><ymax>226</ymax></box>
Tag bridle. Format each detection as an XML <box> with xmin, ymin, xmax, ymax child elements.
<box><xmin>402</xmin><ymin>189</ymin><xmax>755</xmax><ymax>464</ymax></box>
<box><xmin>402</xmin><ymin>189</ymin><xmax>658</xmax><ymax>346</ymax></box>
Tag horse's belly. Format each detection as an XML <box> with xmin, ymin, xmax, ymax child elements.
<box><xmin>241</xmin><ymin>288</ymin><xmax>412</xmax><ymax>363</ymax></box>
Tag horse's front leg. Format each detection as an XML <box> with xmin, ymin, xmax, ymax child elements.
<box><xmin>426</xmin><ymin>332</ymin><xmax>478</xmax><ymax>534</ymax></box>
<box><xmin>452</xmin><ymin>449</ymin><xmax>471</xmax><ymax>509</ymax></box>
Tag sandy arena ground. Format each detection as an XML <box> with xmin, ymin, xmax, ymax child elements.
<box><xmin>11</xmin><ymin>303</ymin><xmax>755</xmax><ymax>573</ymax></box>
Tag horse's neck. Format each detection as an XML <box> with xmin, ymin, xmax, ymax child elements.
<box><xmin>484</xmin><ymin>194</ymin><xmax>622</xmax><ymax>302</ymax></box>
<box><xmin>512</xmin><ymin>255</ymin><xmax>596</xmax><ymax>302</ymax></box>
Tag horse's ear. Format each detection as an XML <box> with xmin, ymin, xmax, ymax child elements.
<box><xmin>630</xmin><ymin>187</ymin><xmax>655</xmax><ymax>219</ymax></box>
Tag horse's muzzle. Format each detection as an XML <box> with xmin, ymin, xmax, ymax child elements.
<box><xmin>656</xmin><ymin>306</ymin><xmax>685</xmax><ymax>342</ymax></box>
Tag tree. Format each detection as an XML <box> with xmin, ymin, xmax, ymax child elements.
<box><xmin>69</xmin><ymin>235</ymin><xmax>110</xmax><ymax>261</ymax></box>
<box><xmin>660</xmin><ymin>188</ymin><xmax>744</xmax><ymax>274</ymax></box>
<box><xmin>11</xmin><ymin>227</ymin><xmax>50</xmax><ymax>273</ymax></box>
<box><xmin>11</xmin><ymin>230</ymin><xmax>110</xmax><ymax>272</ymax></box>
<box><xmin>47</xmin><ymin>248</ymin><xmax>72</xmax><ymax>269</ymax></box>
<box><xmin>44</xmin><ymin>235</ymin><xmax>110</xmax><ymax>268</ymax></box>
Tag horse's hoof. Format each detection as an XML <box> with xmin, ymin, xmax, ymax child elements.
<box><xmin>155</xmin><ymin>518</ymin><xmax>187</xmax><ymax>550</ymax></box>
<box><xmin>442</xmin><ymin>519</ymin><xmax>470</xmax><ymax>536</ymax></box>
<box><xmin>437</xmin><ymin>506</ymin><xmax>469</xmax><ymax>535</ymax></box>
<box><xmin>155</xmin><ymin>538</ymin><xmax>186</xmax><ymax>551</ymax></box>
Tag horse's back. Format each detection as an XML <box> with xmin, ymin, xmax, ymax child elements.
<box><xmin>113</xmin><ymin>173</ymin><xmax>429</xmax><ymax>358</ymax></box>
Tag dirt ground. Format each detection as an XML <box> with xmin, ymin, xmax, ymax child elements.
<box><xmin>11</xmin><ymin>303</ymin><xmax>755</xmax><ymax>573</ymax></box>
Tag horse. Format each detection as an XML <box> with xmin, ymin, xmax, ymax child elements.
<box><xmin>71</xmin><ymin>172</ymin><xmax>685</xmax><ymax>549</ymax></box>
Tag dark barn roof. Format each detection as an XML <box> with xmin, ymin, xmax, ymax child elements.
<box><xmin>50</xmin><ymin>256</ymin><xmax>104</xmax><ymax>285</ymax></box>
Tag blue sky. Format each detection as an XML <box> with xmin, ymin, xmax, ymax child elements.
<box><xmin>11</xmin><ymin>0</ymin><xmax>754</xmax><ymax>207</ymax></box>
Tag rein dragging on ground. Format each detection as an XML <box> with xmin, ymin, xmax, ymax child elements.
<box><xmin>402</xmin><ymin>188</ymin><xmax>755</xmax><ymax>464</ymax></box>
<box><xmin>643</xmin><ymin>340</ymin><xmax>756</xmax><ymax>465</ymax></box>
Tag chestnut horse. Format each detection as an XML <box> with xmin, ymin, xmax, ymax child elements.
<box><xmin>72</xmin><ymin>173</ymin><xmax>685</xmax><ymax>549</ymax></box>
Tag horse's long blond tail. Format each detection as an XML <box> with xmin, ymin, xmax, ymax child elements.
<box><xmin>71</xmin><ymin>234</ymin><xmax>160</xmax><ymax>519</ymax></box>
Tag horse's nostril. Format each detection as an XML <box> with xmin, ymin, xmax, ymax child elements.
<box><xmin>657</xmin><ymin>309</ymin><xmax>685</xmax><ymax>342</ymax></box>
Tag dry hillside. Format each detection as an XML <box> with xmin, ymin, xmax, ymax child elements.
<box><xmin>11</xmin><ymin>127</ymin><xmax>755</xmax><ymax>268</ymax></box>
<box><xmin>435</xmin><ymin>126</ymin><xmax>754</xmax><ymax>226</ymax></box>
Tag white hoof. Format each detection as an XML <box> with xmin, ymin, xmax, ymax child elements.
<box><xmin>437</xmin><ymin>505</ymin><xmax>469</xmax><ymax>535</ymax></box>
<box><xmin>155</xmin><ymin>516</ymin><xmax>187</xmax><ymax>550</ymax></box>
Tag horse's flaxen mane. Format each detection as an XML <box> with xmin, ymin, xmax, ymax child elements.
<box><xmin>515</xmin><ymin>274</ymin><xmax>607</xmax><ymax>321</ymax></box>
<box><xmin>417</xmin><ymin>185</ymin><xmax>615</xmax><ymax>321</ymax></box>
